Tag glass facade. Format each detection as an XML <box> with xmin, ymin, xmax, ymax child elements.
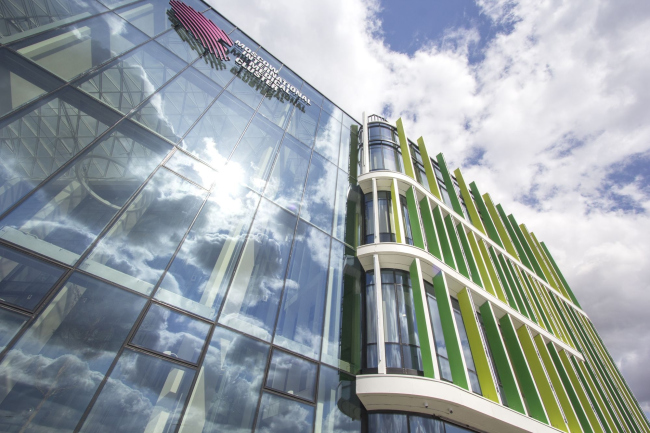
<box><xmin>0</xmin><ymin>2</ymin><xmax>646</xmax><ymax>433</ymax></box>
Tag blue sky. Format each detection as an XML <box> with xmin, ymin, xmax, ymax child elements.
<box><xmin>212</xmin><ymin>0</ymin><xmax>650</xmax><ymax>417</ymax></box>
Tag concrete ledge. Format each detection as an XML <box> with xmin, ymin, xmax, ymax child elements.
<box><xmin>357</xmin><ymin>374</ymin><xmax>564</xmax><ymax>433</ymax></box>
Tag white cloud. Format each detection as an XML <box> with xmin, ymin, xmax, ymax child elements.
<box><xmin>206</xmin><ymin>0</ymin><xmax>650</xmax><ymax>417</ymax></box>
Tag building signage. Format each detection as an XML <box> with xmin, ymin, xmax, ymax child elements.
<box><xmin>169</xmin><ymin>0</ymin><xmax>309</xmax><ymax>106</ymax></box>
<box><xmin>169</xmin><ymin>0</ymin><xmax>232</xmax><ymax>61</ymax></box>
<box><xmin>232</xmin><ymin>41</ymin><xmax>311</xmax><ymax>106</ymax></box>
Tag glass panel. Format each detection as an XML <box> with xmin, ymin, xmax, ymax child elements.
<box><xmin>0</xmin><ymin>307</ymin><xmax>27</xmax><ymax>351</ymax></box>
<box><xmin>314</xmin><ymin>111</ymin><xmax>341</xmax><ymax>164</ymax></box>
<box><xmin>255</xmin><ymin>392</ymin><xmax>314</xmax><ymax>433</ymax></box>
<box><xmin>228</xmin><ymin>29</ymin><xmax>259</xmax><ymax>53</ymax></box>
<box><xmin>377</xmin><ymin>192</ymin><xmax>393</xmax><ymax>241</ymax></box>
<box><xmin>368</xmin><ymin>413</ymin><xmax>408</xmax><ymax>433</ymax></box>
<box><xmin>219</xmin><ymin>199</ymin><xmax>296</xmax><ymax>341</ymax></box>
<box><xmin>0</xmin><ymin>49</ymin><xmax>63</xmax><ymax>118</ymax></box>
<box><xmin>130</xmin><ymin>67</ymin><xmax>222</xmax><ymax>143</ymax></box>
<box><xmin>370</xmin><ymin>145</ymin><xmax>383</xmax><ymax>170</ymax></box>
<box><xmin>156</xmin><ymin>185</ymin><xmax>259</xmax><ymax>319</ymax></box>
<box><xmin>385</xmin><ymin>343</ymin><xmax>401</xmax><ymax>368</ymax></box>
<box><xmin>181</xmin><ymin>89</ymin><xmax>254</xmax><ymax>168</ymax></box>
<box><xmin>0</xmin><ymin>87</ymin><xmax>120</xmax><ymax>216</ymax></box>
<box><xmin>339</xmin><ymin>126</ymin><xmax>356</xmax><ymax>173</ymax></box>
<box><xmin>382</xmin><ymin>283</ymin><xmax>399</xmax><ymax>343</ymax></box>
<box><xmin>300</xmin><ymin>82</ymin><xmax>323</xmax><ymax>109</ymax></box>
<box><xmin>453</xmin><ymin>302</ymin><xmax>482</xmax><ymax>395</ymax></box>
<box><xmin>266</xmin><ymin>350</ymin><xmax>317</xmax><ymax>401</ymax></box>
<box><xmin>364</xmin><ymin>273</ymin><xmax>377</xmax><ymax>369</ymax></box>
<box><xmin>178</xmin><ymin>326</ymin><xmax>270</xmax><ymax>433</ymax></box>
<box><xmin>287</xmin><ymin>104</ymin><xmax>319</xmax><ymax>146</ymax></box>
<box><xmin>332</xmin><ymin>173</ymin><xmax>353</xmax><ymax>243</ymax></box>
<box><xmin>132</xmin><ymin>303</ymin><xmax>209</xmax><ymax>363</ymax></box>
<box><xmin>402</xmin><ymin>345</ymin><xmax>423</xmax><ymax>371</ymax></box>
<box><xmin>226</xmin><ymin>72</ymin><xmax>269</xmax><ymax>110</ymax></box>
<box><xmin>401</xmin><ymin>196</ymin><xmax>414</xmax><ymax>245</ymax></box>
<box><xmin>0</xmin><ymin>244</ymin><xmax>65</xmax><ymax>310</ymax></box>
<box><xmin>300</xmin><ymin>153</ymin><xmax>337</xmax><ymax>234</ymax></box>
<box><xmin>164</xmin><ymin>150</ymin><xmax>216</xmax><ymax>189</ymax></box>
<box><xmin>363</xmin><ymin>193</ymin><xmax>374</xmax><ymax>244</ymax></box>
<box><xmin>0</xmin><ymin>120</ymin><xmax>172</xmax><ymax>265</ymax></box>
<box><xmin>79</xmin><ymin>168</ymin><xmax>206</xmax><ymax>294</ymax></box>
<box><xmin>409</xmin><ymin>416</ymin><xmax>445</xmax><ymax>433</ymax></box>
<box><xmin>227</xmin><ymin>113</ymin><xmax>283</xmax><ymax>192</ymax></box>
<box><xmin>154</xmin><ymin>25</ymin><xmax>203</xmax><ymax>63</ymax></box>
<box><xmin>316</xmin><ymin>366</ymin><xmax>361</xmax><ymax>433</ymax></box>
<box><xmin>321</xmin><ymin>242</ymin><xmax>362</xmax><ymax>373</ymax></box>
<box><xmin>78</xmin><ymin>349</ymin><xmax>195</xmax><ymax>433</ymax></box>
<box><xmin>75</xmin><ymin>40</ymin><xmax>186</xmax><ymax>114</ymax></box>
<box><xmin>115</xmin><ymin>0</ymin><xmax>177</xmax><ymax>37</ymax></box>
<box><xmin>13</xmin><ymin>13</ymin><xmax>147</xmax><ymax>81</ymax></box>
<box><xmin>202</xmin><ymin>9</ymin><xmax>235</xmax><ymax>35</ymax></box>
<box><xmin>193</xmin><ymin>50</ymin><xmax>239</xmax><ymax>89</ymax></box>
<box><xmin>274</xmin><ymin>220</ymin><xmax>329</xmax><ymax>359</ymax></box>
<box><xmin>439</xmin><ymin>356</ymin><xmax>452</xmax><ymax>382</ymax></box>
<box><xmin>257</xmin><ymin>89</ymin><xmax>296</xmax><ymax>129</ymax></box>
<box><xmin>0</xmin><ymin>273</ymin><xmax>146</xmax><ymax>432</ymax></box>
<box><xmin>427</xmin><ymin>294</ymin><xmax>447</xmax><ymax>358</ymax></box>
<box><xmin>321</xmin><ymin>99</ymin><xmax>342</xmax><ymax>122</ymax></box>
<box><xmin>0</xmin><ymin>0</ymin><xmax>107</xmax><ymax>41</ymax></box>
<box><xmin>383</xmin><ymin>144</ymin><xmax>398</xmax><ymax>172</ymax></box>
<box><xmin>264</xmin><ymin>135</ymin><xmax>311</xmax><ymax>214</ymax></box>
<box><xmin>445</xmin><ymin>422</ymin><xmax>475</xmax><ymax>433</ymax></box>
<box><xmin>398</xmin><ymin>280</ymin><xmax>419</xmax><ymax>347</ymax></box>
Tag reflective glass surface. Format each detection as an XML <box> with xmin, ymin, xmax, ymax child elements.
<box><xmin>0</xmin><ymin>244</ymin><xmax>64</xmax><ymax>310</ymax></box>
<box><xmin>368</xmin><ymin>413</ymin><xmax>408</xmax><ymax>433</ymax></box>
<box><xmin>0</xmin><ymin>308</ymin><xmax>27</xmax><ymax>351</ymax></box>
<box><xmin>130</xmin><ymin>67</ymin><xmax>222</xmax><ymax>143</ymax></box>
<box><xmin>409</xmin><ymin>416</ymin><xmax>445</xmax><ymax>433</ymax></box>
<box><xmin>265</xmin><ymin>349</ymin><xmax>317</xmax><ymax>401</ymax></box>
<box><xmin>427</xmin><ymin>292</ymin><xmax>453</xmax><ymax>381</ymax></box>
<box><xmin>255</xmin><ymin>392</ymin><xmax>314</xmax><ymax>433</ymax></box>
<box><xmin>156</xmin><ymin>185</ymin><xmax>259</xmax><ymax>319</ymax></box>
<box><xmin>13</xmin><ymin>12</ymin><xmax>148</xmax><ymax>81</ymax></box>
<box><xmin>321</xmin><ymin>242</ymin><xmax>362</xmax><ymax>373</ymax></box>
<box><xmin>0</xmin><ymin>87</ymin><xmax>120</xmax><ymax>216</ymax></box>
<box><xmin>154</xmin><ymin>25</ymin><xmax>203</xmax><ymax>63</ymax></box>
<box><xmin>227</xmin><ymin>113</ymin><xmax>283</xmax><ymax>192</ymax></box>
<box><xmin>314</xmin><ymin>111</ymin><xmax>341</xmax><ymax>164</ymax></box>
<box><xmin>287</xmin><ymin>104</ymin><xmax>319</xmax><ymax>146</ymax></box>
<box><xmin>364</xmin><ymin>272</ymin><xmax>377</xmax><ymax>369</ymax></box>
<box><xmin>452</xmin><ymin>299</ymin><xmax>482</xmax><ymax>395</ymax></box>
<box><xmin>0</xmin><ymin>120</ymin><xmax>171</xmax><ymax>265</ymax></box>
<box><xmin>178</xmin><ymin>326</ymin><xmax>270</xmax><ymax>433</ymax></box>
<box><xmin>132</xmin><ymin>303</ymin><xmax>210</xmax><ymax>363</ymax></box>
<box><xmin>226</xmin><ymin>71</ymin><xmax>268</xmax><ymax>110</ymax></box>
<box><xmin>202</xmin><ymin>9</ymin><xmax>235</xmax><ymax>35</ymax></box>
<box><xmin>300</xmin><ymin>153</ymin><xmax>337</xmax><ymax>234</ymax></box>
<box><xmin>274</xmin><ymin>220</ymin><xmax>329</xmax><ymax>359</ymax></box>
<box><xmin>0</xmin><ymin>273</ymin><xmax>146</xmax><ymax>432</ymax></box>
<box><xmin>316</xmin><ymin>366</ymin><xmax>361</xmax><ymax>433</ymax></box>
<box><xmin>164</xmin><ymin>149</ymin><xmax>216</xmax><ymax>189</ymax></box>
<box><xmin>181</xmin><ymin>89</ymin><xmax>254</xmax><ymax>168</ymax></box>
<box><xmin>115</xmin><ymin>0</ymin><xmax>177</xmax><ymax>37</ymax></box>
<box><xmin>79</xmin><ymin>349</ymin><xmax>195</xmax><ymax>433</ymax></box>
<box><xmin>0</xmin><ymin>49</ymin><xmax>63</xmax><ymax>118</ymax></box>
<box><xmin>80</xmin><ymin>168</ymin><xmax>206</xmax><ymax>294</ymax></box>
<box><xmin>340</xmin><ymin>125</ymin><xmax>358</xmax><ymax>173</ymax></box>
<box><xmin>0</xmin><ymin>0</ymin><xmax>107</xmax><ymax>41</ymax></box>
<box><xmin>257</xmin><ymin>88</ymin><xmax>296</xmax><ymax>129</ymax></box>
<box><xmin>219</xmin><ymin>199</ymin><xmax>296</xmax><ymax>341</ymax></box>
<box><xmin>264</xmin><ymin>134</ymin><xmax>310</xmax><ymax>213</ymax></box>
<box><xmin>75</xmin><ymin>40</ymin><xmax>186</xmax><ymax>114</ymax></box>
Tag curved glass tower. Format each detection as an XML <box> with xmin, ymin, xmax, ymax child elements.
<box><xmin>0</xmin><ymin>1</ymin><xmax>647</xmax><ymax>433</ymax></box>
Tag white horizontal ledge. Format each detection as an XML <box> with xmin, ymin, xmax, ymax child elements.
<box><xmin>357</xmin><ymin>374</ymin><xmax>564</xmax><ymax>433</ymax></box>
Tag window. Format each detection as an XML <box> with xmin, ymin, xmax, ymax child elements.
<box><xmin>400</xmin><ymin>195</ymin><xmax>414</xmax><ymax>245</ymax></box>
<box><xmin>365</xmin><ymin>123</ymin><xmax>405</xmax><ymax>174</ymax></box>
<box><xmin>409</xmin><ymin>141</ymin><xmax>431</xmax><ymax>192</ymax></box>
<box><xmin>426</xmin><ymin>285</ymin><xmax>453</xmax><ymax>382</ymax></box>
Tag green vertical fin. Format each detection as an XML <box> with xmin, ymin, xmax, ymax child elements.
<box><xmin>433</xmin><ymin>272</ymin><xmax>469</xmax><ymax>390</ymax></box>
<box><xmin>540</xmin><ymin>241</ymin><xmax>582</xmax><ymax>308</ymax></box>
<box><xmin>420</xmin><ymin>197</ymin><xmax>442</xmax><ymax>260</ymax></box>
<box><xmin>518</xmin><ymin>224</ymin><xmax>549</xmax><ymax>282</ymax></box>
<box><xmin>454</xmin><ymin>168</ymin><xmax>486</xmax><ymax>233</ymax></box>
<box><xmin>469</xmin><ymin>182</ymin><xmax>503</xmax><ymax>247</ymax></box>
<box><xmin>497</xmin><ymin>204</ymin><xmax>532</xmax><ymax>269</ymax></box>
<box><xmin>500</xmin><ymin>315</ymin><xmax>549</xmax><ymax>424</ymax></box>
<box><xmin>458</xmin><ymin>289</ymin><xmax>499</xmax><ymax>403</ymax></box>
<box><xmin>467</xmin><ymin>232</ymin><xmax>493</xmax><ymax>294</ymax></box>
<box><xmin>395</xmin><ymin>118</ymin><xmax>415</xmax><ymax>180</ymax></box>
<box><xmin>456</xmin><ymin>226</ymin><xmax>483</xmax><ymax>287</ymax></box>
<box><xmin>436</xmin><ymin>153</ymin><xmax>465</xmax><ymax>218</ymax></box>
<box><xmin>445</xmin><ymin>215</ymin><xmax>469</xmax><ymax>279</ymax></box>
<box><xmin>410</xmin><ymin>260</ymin><xmax>435</xmax><ymax>378</ymax></box>
<box><xmin>433</xmin><ymin>206</ymin><xmax>456</xmax><ymax>269</ymax></box>
<box><xmin>479</xmin><ymin>302</ymin><xmax>526</xmax><ymax>414</ymax></box>
<box><xmin>482</xmin><ymin>193</ymin><xmax>519</xmax><ymax>259</ymax></box>
<box><xmin>417</xmin><ymin>137</ymin><xmax>442</xmax><ymax>200</ymax></box>
<box><xmin>406</xmin><ymin>187</ymin><xmax>425</xmax><ymax>249</ymax></box>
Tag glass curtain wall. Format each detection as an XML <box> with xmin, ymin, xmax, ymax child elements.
<box><xmin>0</xmin><ymin>1</ymin><xmax>365</xmax><ymax>432</ymax></box>
<box><xmin>362</xmin><ymin>191</ymin><xmax>396</xmax><ymax>244</ymax></box>
<box><xmin>363</xmin><ymin>122</ymin><xmax>404</xmax><ymax>173</ymax></box>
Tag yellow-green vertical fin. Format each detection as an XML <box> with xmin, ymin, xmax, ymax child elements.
<box><xmin>417</xmin><ymin>137</ymin><xmax>442</xmax><ymax>200</ymax></box>
<box><xmin>454</xmin><ymin>168</ymin><xmax>486</xmax><ymax>233</ymax></box>
<box><xmin>436</xmin><ymin>153</ymin><xmax>465</xmax><ymax>218</ymax></box>
<box><xmin>395</xmin><ymin>118</ymin><xmax>415</xmax><ymax>179</ymax></box>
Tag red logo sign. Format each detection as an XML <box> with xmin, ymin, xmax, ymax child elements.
<box><xmin>169</xmin><ymin>0</ymin><xmax>233</xmax><ymax>61</ymax></box>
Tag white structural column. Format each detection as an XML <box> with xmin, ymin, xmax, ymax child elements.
<box><xmin>372</xmin><ymin>178</ymin><xmax>380</xmax><ymax>244</ymax></box>
<box><xmin>362</xmin><ymin>111</ymin><xmax>370</xmax><ymax>174</ymax></box>
<box><xmin>374</xmin><ymin>254</ymin><xmax>386</xmax><ymax>374</ymax></box>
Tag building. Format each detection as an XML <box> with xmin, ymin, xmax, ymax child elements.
<box><xmin>0</xmin><ymin>1</ymin><xmax>647</xmax><ymax>432</ymax></box>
